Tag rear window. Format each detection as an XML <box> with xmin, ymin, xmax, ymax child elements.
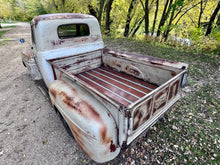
<box><xmin>58</xmin><ymin>24</ymin><xmax>90</xmax><ymax>39</ymax></box>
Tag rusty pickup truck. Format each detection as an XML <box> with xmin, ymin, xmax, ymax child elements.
<box><xmin>21</xmin><ymin>13</ymin><xmax>188</xmax><ymax>163</ymax></box>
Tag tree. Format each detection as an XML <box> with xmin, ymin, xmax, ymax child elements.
<box><xmin>151</xmin><ymin>0</ymin><xmax>159</xmax><ymax>35</ymax></box>
<box><xmin>156</xmin><ymin>0</ymin><xmax>173</xmax><ymax>37</ymax></box>
<box><xmin>216</xmin><ymin>13</ymin><xmax>220</xmax><ymax>26</ymax></box>
<box><xmin>88</xmin><ymin>3</ymin><xmax>97</xmax><ymax>17</ymax></box>
<box><xmin>105</xmin><ymin>0</ymin><xmax>114</xmax><ymax>34</ymax></box>
<box><xmin>98</xmin><ymin>0</ymin><xmax>106</xmax><ymax>24</ymax></box>
<box><xmin>139</xmin><ymin>0</ymin><xmax>150</xmax><ymax>36</ymax></box>
<box><xmin>162</xmin><ymin>0</ymin><xmax>201</xmax><ymax>41</ymax></box>
<box><xmin>205</xmin><ymin>0</ymin><xmax>220</xmax><ymax>36</ymax></box>
<box><xmin>198</xmin><ymin>0</ymin><xmax>208</xmax><ymax>27</ymax></box>
<box><xmin>124</xmin><ymin>0</ymin><xmax>138</xmax><ymax>37</ymax></box>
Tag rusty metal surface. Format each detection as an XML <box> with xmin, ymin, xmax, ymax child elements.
<box><xmin>103</xmin><ymin>48</ymin><xmax>188</xmax><ymax>70</ymax></box>
<box><xmin>103</xmin><ymin>50</ymin><xmax>187</xmax><ymax>86</ymax></box>
<box><xmin>75</xmin><ymin>67</ymin><xmax>158</xmax><ymax>107</ymax></box>
<box><xmin>49</xmin><ymin>79</ymin><xmax>120</xmax><ymax>163</ymax></box>
<box><xmin>127</xmin><ymin>94</ymin><xmax>182</xmax><ymax>144</ymax></box>
<box><xmin>32</xmin><ymin>13</ymin><xmax>94</xmax><ymax>28</ymax></box>
<box><xmin>127</xmin><ymin>73</ymin><xmax>184</xmax><ymax>142</ymax></box>
<box><xmin>48</xmin><ymin>47</ymin><xmax>188</xmax><ymax>147</ymax></box>
<box><xmin>49</xmin><ymin>50</ymin><xmax>102</xmax><ymax>75</ymax></box>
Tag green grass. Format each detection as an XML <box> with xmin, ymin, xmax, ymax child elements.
<box><xmin>0</xmin><ymin>38</ymin><xmax>8</xmax><ymax>45</ymax></box>
<box><xmin>104</xmin><ymin>38</ymin><xmax>220</xmax><ymax>165</ymax></box>
<box><xmin>1</xmin><ymin>21</ymin><xmax>17</xmax><ymax>24</ymax></box>
<box><xmin>104</xmin><ymin>37</ymin><xmax>219</xmax><ymax>79</ymax></box>
<box><xmin>0</xmin><ymin>30</ymin><xmax>8</xmax><ymax>38</ymax></box>
<box><xmin>2</xmin><ymin>25</ymin><xmax>16</xmax><ymax>28</ymax></box>
<box><xmin>156</xmin><ymin>85</ymin><xmax>220</xmax><ymax>164</ymax></box>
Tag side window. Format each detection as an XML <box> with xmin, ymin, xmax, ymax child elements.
<box><xmin>58</xmin><ymin>24</ymin><xmax>90</xmax><ymax>39</ymax></box>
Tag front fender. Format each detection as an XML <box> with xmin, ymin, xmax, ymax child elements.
<box><xmin>49</xmin><ymin>79</ymin><xmax>120</xmax><ymax>163</ymax></box>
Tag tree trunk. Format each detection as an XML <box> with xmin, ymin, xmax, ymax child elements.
<box><xmin>52</xmin><ymin>0</ymin><xmax>58</xmax><ymax>10</ymax></box>
<box><xmin>205</xmin><ymin>0</ymin><xmax>220</xmax><ymax>36</ymax></box>
<box><xmin>198</xmin><ymin>0</ymin><xmax>203</xmax><ymax>27</ymax></box>
<box><xmin>216</xmin><ymin>13</ymin><xmax>220</xmax><ymax>26</ymax></box>
<box><xmin>156</xmin><ymin>0</ymin><xmax>173</xmax><ymax>37</ymax></box>
<box><xmin>98</xmin><ymin>0</ymin><xmax>106</xmax><ymax>24</ymax></box>
<box><xmin>124</xmin><ymin>0</ymin><xmax>137</xmax><ymax>37</ymax></box>
<box><xmin>144</xmin><ymin>0</ymin><xmax>149</xmax><ymax>35</ymax></box>
<box><xmin>152</xmin><ymin>0</ymin><xmax>159</xmax><ymax>35</ymax></box>
<box><xmin>131</xmin><ymin>17</ymin><xmax>144</xmax><ymax>37</ymax></box>
<box><xmin>163</xmin><ymin>2</ymin><xmax>176</xmax><ymax>41</ymax></box>
<box><xmin>198</xmin><ymin>0</ymin><xmax>207</xmax><ymax>27</ymax></box>
<box><xmin>105</xmin><ymin>0</ymin><xmax>114</xmax><ymax>34</ymax></box>
<box><xmin>88</xmin><ymin>4</ymin><xmax>97</xmax><ymax>18</ymax></box>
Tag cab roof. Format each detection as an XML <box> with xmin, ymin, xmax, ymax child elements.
<box><xmin>32</xmin><ymin>13</ymin><xmax>95</xmax><ymax>27</ymax></box>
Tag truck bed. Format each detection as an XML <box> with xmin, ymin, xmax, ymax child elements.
<box><xmin>75</xmin><ymin>66</ymin><xmax>158</xmax><ymax>107</ymax></box>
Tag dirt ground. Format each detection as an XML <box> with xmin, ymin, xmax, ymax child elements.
<box><xmin>0</xmin><ymin>23</ymin><xmax>104</xmax><ymax>165</ymax></box>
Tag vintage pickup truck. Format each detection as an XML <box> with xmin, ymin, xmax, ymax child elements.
<box><xmin>21</xmin><ymin>13</ymin><xmax>188</xmax><ymax>163</ymax></box>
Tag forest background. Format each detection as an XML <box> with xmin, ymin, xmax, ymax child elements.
<box><xmin>0</xmin><ymin>0</ymin><xmax>220</xmax><ymax>54</ymax></box>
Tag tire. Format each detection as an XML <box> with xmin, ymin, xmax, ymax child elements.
<box><xmin>22</xmin><ymin>61</ymin><xmax>26</xmax><ymax>67</ymax></box>
<box><xmin>57</xmin><ymin>110</ymin><xmax>74</xmax><ymax>138</ymax></box>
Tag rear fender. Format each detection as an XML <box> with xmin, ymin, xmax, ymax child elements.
<box><xmin>49</xmin><ymin>79</ymin><xmax>120</xmax><ymax>163</ymax></box>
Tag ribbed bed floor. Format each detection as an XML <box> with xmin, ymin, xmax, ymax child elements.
<box><xmin>75</xmin><ymin>67</ymin><xmax>158</xmax><ymax>106</ymax></box>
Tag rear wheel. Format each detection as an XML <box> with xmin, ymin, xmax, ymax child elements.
<box><xmin>56</xmin><ymin>108</ymin><xmax>73</xmax><ymax>138</ymax></box>
<box><xmin>22</xmin><ymin>61</ymin><xmax>26</xmax><ymax>67</ymax></box>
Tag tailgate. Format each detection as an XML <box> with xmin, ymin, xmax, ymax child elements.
<box><xmin>127</xmin><ymin>69</ymin><xmax>188</xmax><ymax>144</ymax></box>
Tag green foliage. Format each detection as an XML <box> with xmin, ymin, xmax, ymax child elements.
<box><xmin>189</xmin><ymin>27</ymin><xmax>204</xmax><ymax>42</ymax></box>
<box><xmin>212</xmin><ymin>26</ymin><xmax>220</xmax><ymax>41</ymax></box>
<box><xmin>1</xmin><ymin>0</ymin><xmax>219</xmax><ymax>54</ymax></box>
<box><xmin>2</xmin><ymin>25</ymin><xmax>16</xmax><ymax>28</ymax></box>
<box><xmin>0</xmin><ymin>30</ymin><xmax>8</xmax><ymax>38</ymax></box>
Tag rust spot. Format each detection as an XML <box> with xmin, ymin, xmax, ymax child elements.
<box><xmin>143</xmin><ymin>113</ymin><xmax>150</xmax><ymax>122</ymax></box>
<box><xmin>110</xmin><ymin>140</ymin><xmax>117</xmax><ymax>152</ymax></box>
<box><xmin>129</xmin><ymin>68</ymin><xmax>140</xmax><ymax>76</ymax></box>
<box><xmin>153</xmin><ymin>88</ymin><xmax>168</xmax><ymax>113</ymax></box>
<box><xmin>133</xmin><ymin>122</ymin><xmax>139</xmax><ymax>130</ymax></box>
<box><xmin>56</xmin><ymin>84</ymin><xmax>112</xmax><ymax>144</ymax></box>
<box><xmin>150</xmin><ymin>61</ymin><xmax>162</xmax><ymax>65</ymax></box>
<box><xmin>51</xmin><ymin>40</ymin><xmax>65</xmax><ymax>46</ymax></box>
<box><xmin>49</xmin><ymin>89</ymin><xmax>57</xmax><ymax>98</ymax></box>
<box><xmin>103</xmin><ymin>48</ymin><xmax>180</xmax><ymax>67</ymax></box>
<box><xmin>61</xmin><ymin>64</ymin><xmax>72</xmax><ymax>70</ymax></box>
<box><xmin>174</xmin><ymin>80</ymin><xmax>180</xmax><ymax>96</ymax></box>
<box><xmin>74</xmin><ymin>37</ymin><xmax>88</xmax><ymax>43</ymax></box>
<box><xmin>133</xmin><ymin>99</ymin><xmax>152</xmax><ymax>130</ymax></box>
<box><xmin>168</xmin><ymin>80</ymin><xmax>180</xmax><ymax>101</ymax></box>
<box><xmin>116</xmin><ymin>64</ymin><xmax>121</xmax><ymax>68</ymax></box>
<box><xmin>171</xmin><ymin>71</ymin><xmax>177</xmax><ymax>76</ymax></box>
<box><xmin>64</xmin><ymin>115</ymin><xmax>94</xmax><ymax>158</ymax></box>
<box><xmin>33</xmin><ymin>13</ymin><xmax>94</xmax><ymax>28</ymax></box>
<box><xmin>91</xmin><ymin>35</ymin><xmax>99</xmax><ymax>42</ymax></box>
